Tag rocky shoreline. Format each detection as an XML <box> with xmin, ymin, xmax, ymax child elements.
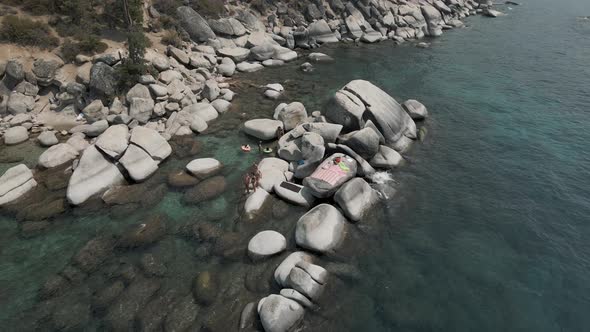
<box><xmin>0</xmin><ymin>0</ymin><xmax>507</xmax><ymax>330</ymax></box>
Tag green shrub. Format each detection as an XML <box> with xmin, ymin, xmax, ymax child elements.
<box><xmin>158</xmin><ymin>14</ymin><xmax>178</xmax><ymax>30</ymax></box>
<box><xmin>161</xmin><ymin>29</ymin><xmax>182</xmax><ymax>48</ymax></box>
<box><xmin>53</xmin><ymin>16</ymin><xmax>101</xmax><ymax>38</ymax></box>
<box><xmin>60</xmin><ymin>36</ymin><xmax>108</xmax><ymax>63</ymax></box>
<box><xmin>192</xmin><ymin>0</ymin><xmax>225</xmax><ymax>17</ymax></box>
<box><xmin>249</xmin><ymin>0</ymin><xmax>269</xmax><ymax>14</ymax></box>
<box><xmin>0</xmin><ymin>15</ymin><xmax>59</xmax><ymax>49</ymax></box>
<box><xmin>153</xmin><ymin>0</ymin><xmax>182</xmax><ymax>16</ymax></box>
<box><xmin>118</xmin><ymin>29</ymin><xmax>150</xmax><ymax>93</ymax></box>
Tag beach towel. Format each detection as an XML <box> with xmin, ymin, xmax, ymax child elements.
<box><xmin>310</xmin><ymin>164</ymin><xmax>348</xmax><ymax>185</ymax></box>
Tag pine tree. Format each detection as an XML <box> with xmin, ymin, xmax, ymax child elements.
<box><xmin>118</xmin><ymin>0</ymin><xmax>150</xmax><ymax>92</ymax></box>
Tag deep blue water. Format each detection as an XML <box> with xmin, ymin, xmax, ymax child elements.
<box><xmin>1</xmin><ymin>0</ymin><xmax>590</xmax><ymax>330</ymax></box>
<box><xmin>301</xmin><ymin>1</ymin><xmax>590</xmax><ymax>330</ymax></box>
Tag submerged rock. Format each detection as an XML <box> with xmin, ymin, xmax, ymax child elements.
<box><xmin>137</xmin><ymin>289</ymin><xmax>178</xmax><ymax>332</ymax></box>
<box><xmin>183</xmin><ymin>176</ymin><xmax>227</xmax><ymax>204</ymax></box>
<box><xmin>105</xmin><ymin>278</ymin><xmax>161</xmax><ymax>331</ymax></box>
<box><xmin>192</xmin><ymin>271</ymin><xmax>217</xmax><ymax>305</ymax></box>
<box><xmin>248</xmin><ymin>230</ymin><xmax>287</xmax><ymax>260</ymax></box>
<box><xmin>167</xmin><ymin>171</ymin><xmax>200</xmax><ymax>188</ymax></box>
<box><xmin>93</xmin><ymin>281</ymin><xmax>125</xmax><ymax>309</ymax></box>
<box><xmin>72</xmin><ymin>236</ymin><xmax>116</xmax><ymax>273</ymax></box>
<box><xmin>164</xmin><ymin>295</ymin><xmax>199</xmax><ymax>331</ymax></box>
<box><xmin>118</xmin><ymin>214</ymin><xmax>167</xmax><ymax>248</ymax></box>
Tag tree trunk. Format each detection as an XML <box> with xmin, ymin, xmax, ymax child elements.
<box><xmin>122</xmin><ymin>0</ymin><xmax>133</xmax><ymax>29</ymax></box>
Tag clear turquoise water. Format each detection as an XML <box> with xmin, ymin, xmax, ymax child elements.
<box><xmin>2</xmin><ymin>1</ymin><xmax>590</xmax><ymax>330</ymax></box>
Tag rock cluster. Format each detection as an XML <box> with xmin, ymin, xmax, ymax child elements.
<box><xmin>245</xmin><ymin>79</ymin><xmax>430</xmax><ymax>332</ymax></box>
<box><xmin>166</xmin><ymin>0</ymin><xmax>495</xmax><ymax>58</ymax></box>
<box><xmin>0</xmin><ymin>1</ymin><xmax>502</xmax><ymax>330</ymax></box>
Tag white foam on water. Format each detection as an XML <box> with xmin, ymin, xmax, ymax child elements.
<box><xmin>369</xmin><ymin>171</ymin><xmax>398</xmax><ymax>200</ymax></box>
<box><xmin>369</xmin><ymin>171</ymin><xmax>395</xmax><ymax>184</ymax></box>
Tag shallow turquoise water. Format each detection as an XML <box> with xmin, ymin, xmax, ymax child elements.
<box><xmin>2</xmin><ymin>0</ymin><xmax>590</xmax><ymax>330</ymax></box>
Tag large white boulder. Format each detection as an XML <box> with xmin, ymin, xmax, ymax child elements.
<box><xmin>247</xmin><ymin>230</ymin><xmax>286</xmax><ymax>260</ymax></box>
<box><xmin>274</xmin><ymin>102</ymin><xmax>307</xmax><ymax>131</ymax></box>
<box><xmin>276</xmin><ymin>124</ymin><xmax>338</xmax><ymax>164</ymax></box>
<box><xmin>370</xmin><ymin>145</ymin><xmax>404</xmax><ymax>168</ymax></box>
<box><xmin>273</xmin><ymin>181</ymin><xmax>316</xmax><ymax>207</ymax></box>
<box><xmin>4</xmin><ymin>126</ymin><xmax>29</xmax><ymax>145</ymax></box>
<box><xmin>119</xmin><ymin>144</ymin><xmax>159</xmax><ymax>182</ymax></box>
<box><xmin>186</xmin><ymin>158</ymin><xmax>222</xmax><ymax>179</ymax></box>
<box><xmin>129</xmin><ymin>97</ymin><xmax>154</xmax><ymax>124</ymax></box>
<box><xmin>402</xmin><ymin>99</ymin><xmax>428</xmax><ymax>120</ymax></box>
<box><xmin>210</xmin><ymin>99</ymin><xmax>231</xmax><ymax>114</ymax></box>
<box><xmin>66</xmin><ymin>133</ymin><xmax>90</xmax><ymax>152</ymax></box>
<box><xmin>295</xmin><ymin>204</ymin><xmax>347</xmax><ymax>254</ymax></box>
<box><xmin>308</xmin><ymin>19</ymin><xmax>339</xmax><ymax>43</ymax></box>
<box><xmin>325</xmin><ymin>80</ymin><xmax>417</xmax><ymax>151</ymax></box>
<box><xmin>278</xmin><ymin>130</ymin><xmax>326</xmax><ymax>179</ymax></box>
<box><xmin>243</xmin><ymin>119</ymin><xmax>284</xmax><ymax>140</ymax></box>
<box><xmin>250</xmin><ymin>43</ymin><xmax>276</xmax><ymax>61</ymax></box>
<box><xmin>95</xmin><ymin>124</ymin><xmax>129</xmax><ymax>159</ymax></box>
<box><xmin>286</xmin><ymin>266</ymin><xmax>324</xmax><ymax>301</ymax></box>
<box><xmin>258</xmin><ymin>295</ymin><xmax>304</xmax><ymax>332</ymax></box>
<box><xmin>338</xmin><ymin>127</ymin><xmax>381</xmax><ymax>159</ymax></box>
<box><xmin>279</xmin><ymin>289</ymin><xmax>314</xmax><ymax>309</ymax></box>
<box><xmin>296</xmin><ymin>261</ymin><xmax>328</xmax><ymax>284</ymax></box>
<box><xmin>301</xmin><ymin>122</ymin><xmax>342</xmax><ymax>143</ymax></box>
<box><xmin>67</xmin><ymin>145</ymin><xmax>126</xmax><ymax>205</ymax></box>
<box><xmin>183</xmin><ymin>103</ymin><xmax>218</xmax><ymax>122</ymax></box>
<box><xmin>0</xmin><ymin>164</ymin><xmax>37</xmax><ymax>206</ymax></box>
<box><xmin>274</xmin><ymin>251</ymin><xmax>314</xmax><ymax>287</ymax></box>
<box><xmin>244</xmin><ymin>188</ymin><xmax>270</xmax><ymax>220</ymax></box>
<box><xmin>258</xmin><ymin>158</ymin><xmax>289</xmax><ymax>192</ymax></box>
<box><xmin>217</xmin><ymin>57</ymin><xmax>236</xmax><ymax>77</ymax></box>
<box><xmin>129</xmin><ymin>126</ymin><xmax>171</xmax><ymax>161</ymax></box>
<box><xmin>236</xmin><ymin>62</ymin><xmax>264</xmax><ymax>73</ymax></box>
<box><xmin>334</xmin><ymin>178</ymin><xmax>379</xmax><ymax>222</ymax></box>
<box><xmin>217</xmin><ymin>47</ymin><xmax>250</xmax><ymax>62</ymax></box>
<box><xmin>37</xmin><ymin>131</ymin><xmax>58</xmax><ymax>147</ymax></box>
<box><xmin>38</xmin><ymin>143</ymin><xmax>79</xmax><ymax>168</ymax></box>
